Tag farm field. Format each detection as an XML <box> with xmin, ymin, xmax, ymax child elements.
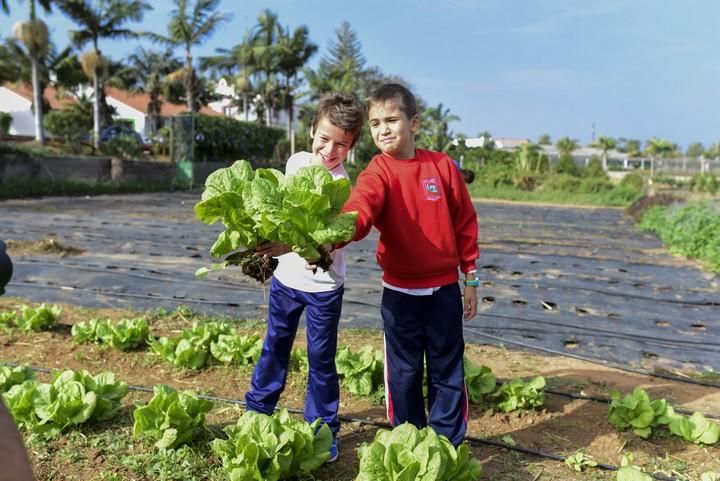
<box><xmin>2</xmin><ymin>191</ymin><xmax>719</xmax><ymax>480</ymax></box>
<box><xmin>1</xmin><ymin>298</ymin><xmax>719</xmax><ymax>481</ymax></box>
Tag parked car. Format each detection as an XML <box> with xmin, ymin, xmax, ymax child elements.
<box><xmin>100</xmin><ymin>124</ymin><xmax>144</xmax><ymax>144</ymax></box>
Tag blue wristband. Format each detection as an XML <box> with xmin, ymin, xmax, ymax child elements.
<box><xmin>464</xmin><ymin>278</ymin><xmax>479</xmax><ymax>287</ymax></box>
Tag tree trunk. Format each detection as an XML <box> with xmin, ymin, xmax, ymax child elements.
<box><xmin>286</xmin><ymin>94</ymin><xmax>292</xmax><ymax>140</ymax></box>
<box><xmin>185</xmin><ymin>48</ymin><xmax>194</xmax><ymax>113</ymax></box>
<box><xmin>31</xmin><ymin>52</ymin><xmax>45</xmax><ymax>144</ymax></box>
<box><xmin>243</xmin><ymin>92</ymin><xmax>248</xmax><ymax>121</ymax></box>
<box><xmin>93</xmin><ymin>69</ymin><xmax>101</xmax><ymax>149</ymax></box>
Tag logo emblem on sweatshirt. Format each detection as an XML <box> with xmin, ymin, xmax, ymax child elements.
<box><xmin>421</xmin><ymin>177</ymin><xmax>442</xmax><ymax>201</ymax></box>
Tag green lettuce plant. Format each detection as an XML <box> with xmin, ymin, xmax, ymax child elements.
<box><xmin>0</xmin><ymin>365</ymin><xmax>35</xmax><ymax>392</ymax></box>
<box><xmin>133</xmin><ymin>384</ymin><xmax>214</xmax><ymax>449</ymax></box>
<box><xmin>290</xmin><ymin>347</ymin><xmax>309</xmax><ymax>373</ymax></box>
<box><xmin>16</xmin><ymin>303</ymin><xmax>61</xmax><ymax>331</ymax></box>
<box><xmin>0</xmin><ymin>310</ymin><xmax>16</xmax><ymax>325</ymax></box>
<box><xmin>355</xmin><ymin>422</ymin><xmax>482</xmax><ymax>481</ymax></box>
<box><xmin>669</xmin><ymin>412</ymin><xmax>720</xmax><ymax>445</ymax></box>
<box><xmin>212</xmin><ymin>408</ymin><xmax>331</xmax><ymax>481</ymax></box>
<box><xmin>1</xmin><ymin>369</ymin><xmax>128</xmax><ymax>439</ymax></box>
<box><xmin>194</xmin><ymin>160</ymin><xmax>358</xmax><ymax>282</ymax></box>
<box><xmin>463</xmin><ymin>357</ymin><xmax>496</xmax><ymax>404</ymax></box>
<box><xmin>148</xmin><ymin>321</ymin><xmax>233</xmax><ymax>369</ymax></box>
<box><xmin>72</xmin><ymin>317</ymin><xmax>150</xmax><ymax>350</ymax></box>
<box><xmin>335</xmin><ymin>345</ymin><xmax>384</xmax><ymax>396</ymax></box>
<box><xmin>209</xmin><ymin>333</ymin><xmax>262</xmax><ymax>365</ymax></box>
<box><xmin>492</xmin><ymin>376</ymin><xmax>546</xmax><ymax>412</ymax></box>
<box><xmin>607</xmin><ymin>388</ymin><xmax>677</xmax><ymax>439</ymax></box>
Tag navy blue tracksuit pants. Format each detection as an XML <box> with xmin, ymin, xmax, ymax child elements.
<box><xmin>382</xmin><ymin>283</ymin><xmax>468</xmax><ymax>446</ymax></box>
<box><xmin>245</xmin><ymin>277</ymin><xmax>343</xmax><ymax>434</ymax></box>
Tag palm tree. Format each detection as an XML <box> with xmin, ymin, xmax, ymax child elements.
<box><xmin>275</xmin><ymin>24</ymin><xmax>317</xmax><ymax>139</ymax></box>
<box><xmin>249</xmin><ymin>9</ymin><xmax>282</xmax><ymax>124</ymax></box>
<box><xmin>56</xmin><ymin>0</ymin><xmax>151</xmax><ymax>148</ymax></box>
<box><xmin>200</xmin><ymin>34</ymin><xmax>256</xmax><ymax>121</ymax></box>
<box><xmin>645</xmin><ymin>137</ymin><xmax>676</xmax><ymax>175</ymax></box>
<box><xmin>590</xmin><ymin>135</ymin><xmax>617</xmax><ymax>171</ymax></box>
<box><xmin>123</xmin><ymin>48</ymin><xmax>181</xmax><ymax>135</ymax></box>
<box><xmin>12</xmin><ymin>0</ymin><xmax>53</xmax><ymax>143</ymax></box>
<box><xmin>418</xmin><ymin>103</ymin><xmax>459</xmax><ymax>152</ymax></box>
<box><xmin>148</xmin><ymin>0</ymin><xmax>230</xmax><ymax>113</ymax></box>
<box><xmin>555</xmin><ymin>137</ymin><xmax>579</xmax><ymax>157</ymax></box>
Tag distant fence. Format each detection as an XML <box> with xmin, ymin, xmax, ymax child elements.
<box><xmin>606</xmin><ymin>157</ymin><xmax>720</xmax><ymax>175</ymax></box>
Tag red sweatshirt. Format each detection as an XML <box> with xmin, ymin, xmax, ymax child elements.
<box><xmin>342</xmin><ymin>149</ymin><xmax>479</xmax><ymax>288</ymax></box>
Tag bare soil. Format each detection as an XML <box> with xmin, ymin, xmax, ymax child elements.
<box><xmin>1</xmin><ymin>297</ymin><xmax>719</xmax><ymax>481</ymax></box>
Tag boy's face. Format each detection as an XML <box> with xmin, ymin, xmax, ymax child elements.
<box><xmin>311</xmin><ymin>116</ymin><xmax>355</xmax><ymax>170</ymax></box>
<box><xmin>368</xmin><ymin>98</ymin><xmax>419</xmax><ymax>160</ymax></box>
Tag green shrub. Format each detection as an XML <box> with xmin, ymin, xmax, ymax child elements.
<box><xmin>619</xmin><ymin>170</ymin><xmax>646</xmax><ymax>193</ymax></box>
<box><xmin>555</xmin><ymin>154</ymin><xmax>580</xmax><ymax>176</ymax></box>
<box><xmin>99</xmin><ymin>135</ymin><xmax>142</xmax><ymax>160</ymax></box>
<box><xmin>577</xmin><ymin>177</ymin><xmax>614</xmax><ymax>194</ymax></box>
<box><xmin>476</xmin><ymin>163</ymin><xmax>514</xmax><ymax>188</ymax></box>
<box><xmin>44</xmin><ymin>104</ymin><xmax>92</xmax><ymax>152</ymax></box>
<box><xmin>690</xmin><ymin>173</ymin><xmax>719</xmax><ymax>194</ymax></box>
<box><xmin>0</xmin><ymin>112</ymin><xmax>12</xmax><ymax>135</ymax></box>
<box><xmin>639</xmin><ymin>202</ymin><xmax>720</xmax><ymax>272</ymax></box>
<box><xmin>583</xmin><ymin>157</ymin><xmax>607</xmax><ymax>179</ymax></box>
<box><xmin>188</xmin><ymin>114</ymin><xmax>285</xmax><ymax>164</ymax></box>
<box><xmin>539</xmin><ymin>174</ymin><xmax>581</xmax><ymax>192</ymax></box>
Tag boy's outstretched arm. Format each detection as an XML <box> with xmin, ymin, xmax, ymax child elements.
<box><xmin>339</xmin><ymin>165</ymin><xmax>388</xmax><ymax>246</ymax></box>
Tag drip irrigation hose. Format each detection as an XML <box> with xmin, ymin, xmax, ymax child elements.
<box><xmin>0</xmin><ymin>362</ymin><xmax>697</xmax><ymax>481</ymax></box>
<box><xmin>464</xmin><ymin>327</ymin><xmax>720</xmax><ymax>390</ymax></box>
<box><xmin>8</xmin><ymin>279</ymin><xmax>718</xmax><ymax>352</ymax></box>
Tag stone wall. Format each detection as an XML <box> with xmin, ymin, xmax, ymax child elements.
<box><xmin>0</xmin><ymin>153</ymin><xmax>227</xmax><ymax>187</ymax></box>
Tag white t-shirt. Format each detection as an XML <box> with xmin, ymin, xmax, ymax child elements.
<box><xmin>272</xmin><ymin>152</ymin><xmax>347</xmax><ymax>293</ymax></box>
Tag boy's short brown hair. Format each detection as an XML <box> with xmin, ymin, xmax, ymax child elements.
<box><xmin>366</xmin><ymin>83</ymin><xmax>418</xmax><ymax>119</ymax></box>
<box><xmin>311</xmin><ymin>92</ymin><xmax>365</xmax><ymax>147</ymax></box>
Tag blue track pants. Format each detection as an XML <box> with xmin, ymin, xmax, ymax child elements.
<box><xmin>381</xmin><ymin>283</ymin><xmax>468</xmax><ymax>446</ymax></box>
<box><xmin>245</xmin><ymin>277</ymin><xmax>343</xmax><ymax>434</ymax></box>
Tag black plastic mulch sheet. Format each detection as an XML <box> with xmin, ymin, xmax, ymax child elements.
<box><xmin>1</xmin><ymin>193</ymin><xmax>718</xmax><ymax>371</ymax></box>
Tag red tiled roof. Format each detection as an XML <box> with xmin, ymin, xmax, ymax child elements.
<box><xmin>3</xmin><ymin>82</ymin><xmax>77</xmax><ymax>109</ymax></box>
<box><xmin>4</xmin><ymin>83</ymin><xmax>222</xmax><ymax>117</ymax></box>
<box><xmin>105</xmin><ymin>86</ymin><xmax>222</xmax><ymax>117</ymax></box>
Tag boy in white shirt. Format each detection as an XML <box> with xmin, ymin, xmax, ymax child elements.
<box><xmin>245</xmin><ymin>92</ymin><xmax>364</xmax><ymax>462</ymax></box>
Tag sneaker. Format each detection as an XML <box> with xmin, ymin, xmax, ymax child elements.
<box><xmin>328</xmin><ymin>435</ymin><xmax>339</xmax><ymax>463</ymax></box>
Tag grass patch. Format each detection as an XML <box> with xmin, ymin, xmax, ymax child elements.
<box><xmin>468</xmin><ymin>183</ymin><xmax>641</xmax><ymax>207</ymax></box>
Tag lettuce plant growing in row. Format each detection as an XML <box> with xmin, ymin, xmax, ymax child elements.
<box><xmin>2</xmin><ymin>369</ymin><xmax>128</xmax><ymax>439</ymax></box>
<box><xmin>355</xmin><ymin>422</ymin><xmax>482</xmax><ymax>481</ymax></box>
<box><xmin>608</xmin><ymin>387</ymin><xmax>720</xmax><ymax>445</ymax></box>
<box><xmin>71</xmin><ymin>317</ymin><xmax>150</xmax><ymax>350</ymax></box>
<box><xmin>0</xmin><ymin>365</ymin><xmax>35</xmax><ymax>392</ymax></box>
<box><xmin>194</xmin><ymin>160</ymin><xmax>358</xmax><ymax>283</ymax></box>
<box><xmin>149</xmin><ymin>321</ymin><xmax>234</xmax><ymax>369</ymax></box>
<box><xmin>149</xmin><ymin>322</ymin><xmax>263</xmax><ymax>369</ymax></box>
<box><xmin>212</xmin><ymin>409</ymin><xmax>332</xmax><ymax>481</ymax></box>
<box><xmin>133</xmin><ymin>384</ymin><xmax>214</xmax><ymax>449</ymax></box>
<box><xmin>491</xmin><ymin>376</ymin><xmax>546</xmax><ymax>412</ymax></box>
<box><xmin>336</xmin><ymin>345</ymin><xmax>385</xmax><ymax>396</ymax></box>
<box><xmin>0</xmin><ymin>304</ymin><xmax>61</xmax><ymax>331</ymax></box>
<box><xmin>463</xmin><ymin>356</ymin><xmax>496</xmax><ymax>404</ymax></box>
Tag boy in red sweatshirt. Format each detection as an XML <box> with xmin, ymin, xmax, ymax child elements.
<box><xmin>341</xmin><ymin>83</ymin><xmax>479</xmax><ymax>446</ymax></box>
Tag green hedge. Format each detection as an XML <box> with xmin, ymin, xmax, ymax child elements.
<box><xmin>190</xmin><ymin>114</ymin><xmax>285</xmax><ymax>164</ymax></box>
<box><xmin>639</xmin><ymin>202</ymin><xmax>720</xmax><ymax>272</ymax></box>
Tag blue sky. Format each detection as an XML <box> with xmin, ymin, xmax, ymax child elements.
<box><xmin>2</xmin><ymin>0</ymin><xmax>719</xmax><ymax>150</ymax></box>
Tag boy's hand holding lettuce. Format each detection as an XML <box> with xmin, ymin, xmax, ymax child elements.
<box><xmin>195</xmin><ymin>160</ymin><xmax>357</xmax><ymax>283</ymax></box>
